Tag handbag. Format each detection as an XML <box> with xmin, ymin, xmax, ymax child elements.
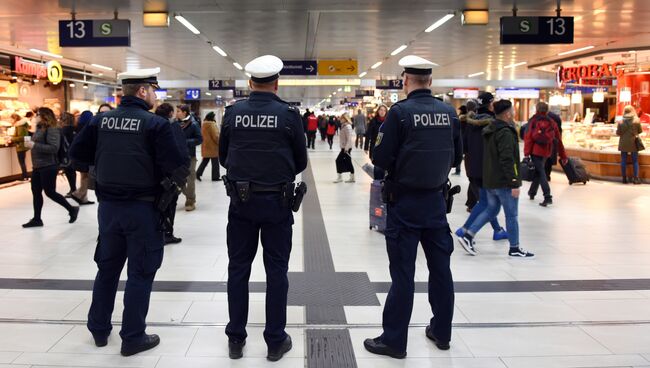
<box><xmin>636</xmin><ymin>137</ymin><xmax>646</xmax><ymax>152</ymax></box>
<box><xmin>520</xmin><ymin>157</ymin><xmax>536</xmax><ymax>182</ymax></box>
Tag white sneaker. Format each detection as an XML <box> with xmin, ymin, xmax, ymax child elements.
<box><xmin>333</xmin><ymin>174</ymin><xmax>343</xmax><ymax>183</ymax></box>
<box><xmin>345</xmin><ymin>174</ymin><xmax>355</xmax><ymax>183</ymax></box>
<box><xmin>508</xmin><ymin>247</ymin><xmax>535</xmax><ymax>258</ymax></box>
<box><xmin>456</xmin><ymin>233</ymin><xmax>477</xmax><ymax>256</ymax></box>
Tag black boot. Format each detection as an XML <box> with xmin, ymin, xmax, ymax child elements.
<box><xmin>229</xmin><ymin>340</ymin><xmax>245</xmax><ymax>359</ymax></box>
<box><xmin>267</xmin><ymin>335</ymin><xmax>292</xmax><ymax>362</ymax></box>
<box><xmin>363</xmin><ymin>337</ymin><xmax>406</xmax><ymax>359</ymax></box>
<box><xmin>539</xmin><ymin>198</ymin><xmax>553</xmax><ymax>207</ymax></box>
<box><xmin>623</xmin><ymin>177</ymin><xmax>629</xmax><ymax>184</ymax></box>
<box><xmin>120</xmin><ymin>334</ymin><xmax>160</xmax><ymax>356</ymax></box>
<box><xmin>22</xmin><ymin>218</ymin><xmax>44</xmax><ymax>228</ymax></box>
<box><xmin>425</xmin><ymin>326</ymin><xmax>450</xmax><ymax>350</ymax></box>
<box><xmin>69</xmin><ymin>206</ymin><xmax>80</xmax><ymax>223</ymax></box>
<box><xmin>92</xmin><ymin>334</ymin><xmax>109</xmax><ymax>347</ymax></box>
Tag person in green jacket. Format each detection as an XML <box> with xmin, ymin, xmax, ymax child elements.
<box><xmin>456</xmin><ymin>99</ymin><xmax>534</xmax><ymax>258</ymax></box>
<box><xmin>10</xmin><ymin>113</ymin><xmax>31</xmax><ymax>181</ymax></box>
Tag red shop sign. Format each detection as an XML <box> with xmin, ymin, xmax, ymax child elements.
<box><xmin>10</xmin><ymin>56</ymin><xmax>48</xmax><ymax>79</ymax></box>
<box><xmin>557</xmin><ymin>62</ymin><xmax>625</xmax><ymax>87</ymax></box>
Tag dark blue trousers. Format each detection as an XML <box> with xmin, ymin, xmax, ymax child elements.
<box><xmin>87</xmin><ymin>201</ymin><xmax>164</xmax><ymax>345</ymax></box>
<box><xmin>225</xmin><ymin>193</ymin><xmax>293</xmax><ymax>348</ymax></box>
<box><xmin>379</xmin><ymin>191</ymin><xmax>455</xmax><ymax>353</ymax></box>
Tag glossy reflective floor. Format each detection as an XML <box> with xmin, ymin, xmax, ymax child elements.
<box><xmin>1</xmin><ymin>136</ymin><xmax>650</xmax><ymax>367</ymax></box>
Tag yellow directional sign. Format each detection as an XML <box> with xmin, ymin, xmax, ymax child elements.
<box><xmin>318</xmin><ymin>60</ymin><xmax>358</xmax><ymax>76</ymax></box>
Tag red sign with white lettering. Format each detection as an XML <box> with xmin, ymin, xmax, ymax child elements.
<box><xmin>557</xmin><ymin>62</ymin><xmax>625</xmax><ymax>88</ymax></box>
<box><xmin>10</xmin><ymin>56</ymin><xmax>48</xmax><ymax>79</ymax></box>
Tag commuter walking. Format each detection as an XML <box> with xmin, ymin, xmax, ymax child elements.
<box><xmin>364</xmin><ymin>55</ymin><xmax>462</xmax><ymax>358</ymax></box>
<box><xmin>545</xmin><ymin>111</ymin><xmax>563</xmax><ymax>181</ymax></box>
<box><xmin>318</xmin><ymin>112</ymin><xmax>328</xmax><ymax>141</ymax></box>
<box><xmin>22</xmin><ymin>107</ymin><xmax>79</xmax><ymax>228</ymax></box>
<box><xmin>617</xmin><ymin>105</ymin><xmax>644</xmax><ymax>184</ymax></box>
<box><xmin>326</xmin><ymin>116</ymin><xmax>337</xmax><ymax>149</ymax></box>
<box><xmin>305</xmin><ymin>111</ymin><xmax>318</xmax><ymax>149</ymax></box>
<box><xmin>155</xmin><ymin>103</ymin><xmax>190</xmax><ymax>245</ymax></box>
<box><xmin>524</xmin><ymin>102</ymin><xmax>568</xmax><ymax>206</ymax></box>
<box><xmin>455</xmin><ymin>93</ymin><xmax>507</xmax><ymax>245</ymax></box>
<box><xmin>197</xmin><ymin>112</ymin><xmax>221</xmax><ymax>181</ymax></box>
<box><xmin>70</xmin><ymin>111</ymin><xmax>95</xmax><ymax>205</ymax></box>
<box><xmin>10</xmin><ymin>113</ymin><xmax>30</xmax><ymax>181</ymax></box>
<box><xmin>457</xmin><ymin>100</ymin><xmax>534</xmax><ymax>258</ymax></box>
<box><xmin>364</xmin><ymin>105</ymin><xmax>387</xmax><ymax>159</ymax></box>
<box><xmin>334</xmin><ymin>113</ymin><xmax>355</xmax><ymax>183</ymax></box>
<box><xmin>219</xmin><ymin>55</ymin><xmax>307</xmax><ymax>361</ymax></box>
<box><xmin>353</xmin><ymin>109</ymin><xmax>367</xmax><ymax>149</ymax></box>
<box><xmin>175</xmin><ymin>105</ymin><xmax>203</xmax><ymax>211</ymax></box>
<box><xmin>70</xmin><ymin>68</ymin><xmax>189</xmax><ymax>356</ymax></box>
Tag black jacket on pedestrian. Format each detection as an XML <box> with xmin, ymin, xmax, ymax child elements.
<box><xmin>464</xmin><ymin>108</ymin><xmax>494</xmax><ymax>179</ymax></box>
<box><xmin>175</xmin><ymin>119</ymin><xmax>203</xmax><ymax>158</ymax></box>
<box><xmin>364</xmin><ymin>116</ymin><xmax>383</xmax><ymax>159</ymax></box>
<box><xmin>482</xmin><ymin>119</ymin><xmax>522</xmax><ymax>189</ymax></box>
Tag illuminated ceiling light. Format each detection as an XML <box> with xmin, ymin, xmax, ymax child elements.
<box><xmin>212</xmin><ymin>45</ymin><xmax>227</xmax><ymax>57</ymax></box>
<box><xmin>245</xmin><ymin>72</ymin><xmax>251</xmax><ymax>78</ymax></box>
<box><xmin>503</xmin><ymin>61</ymin><xmax>527</xmax><ymax>69</ymax></box>
<box><xmin>620</xmin><ymin>88</ymin><xmax>632</xmax><ymax>103</ymax></box>
<box><xmin>233</xmin><ymin>62</ymin><xmax>243</xmax><ymax>70</ymax></box>
<box><xmin>359</xmin><ymin>71</ymin><xmax>367</xmax><ymax>78</ymax></box>
<box><xmin>337</xmin><ymin>88</ymin><xmax>342</xmax><ymax>92</ymax></box>
<box><xmin>461</xmin><ymin>10</ymin><xmax>489</xmax><ymax>25</ymax></box>
<box><xmin>468</xmin><ymin>71</ymin><xmax>485</xmax><ymax>77</ymax></box>
<box><xmin>592</xmin><ymin>90</ymin><xmax>605</xmax><ymax>103</ymax></box>
<box><xmin>69</xmin><ymin>82</ymin><xmax>76</xmax><ymax>87</ymax></box>
<box><xmin>558</xmin><ymin>45</ymin><xmax>595</xmax><ymax>56</ymax></box>
<box><xmin>371</xmin><ymin>61</ymin><xmax>383</xmax><ymax>69</ymax></box>
<box><xmin>91</xmin><ymin>63</ymin><xmax>113</xmax><ymax>71</ymax></box>
<box><xmin>143</xmin><ymin>12</ymin><xmax>169</xmax><ymax>27</ymax></box>
<box><xmin>205</xmin><ymin>92</ymin><xmax>212</xmax><ymax>96</ymax></box>
<box><xmin>30</xmin><ymin>48</ymin><xmax>63</xmax><ymax>58</ymax></box>
<box><xmin>33</xmin><ymin>78</ymin><xmax>39</xmax><ymax>83</ymax></box>
<box><xmin>391</xmin><ymin>45</ymin><xmax>408</xmax><ymax>56</ymax></box>
<box><xmin>83</xmin><ymin>83</ymin><xmax>89</xmax><ymax>89</ymax></box>
<box><xmin>174</xmin><ymin>15</ymin><xmax>200</xmax><ymax>34</ymax></box>
<box><xmin>571</xmin><ymin>90</ymin><xmax>582</xmax><ymax>104</ymax></box>
<box><xmin>593</xmin><ymin>9</ymin><xmax>606</xmax><ymax>15</ymax></box>
<box><xmin>425</xmin><ymin>13</ymin><xmax>455</xmax><ymax>32</ymax></box>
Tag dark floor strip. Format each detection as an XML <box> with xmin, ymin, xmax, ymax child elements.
<box><xmin>2</xmin><ymin>278</ymin><xmax>650</xmax><ymax>295</ymax></box>
<box><xmin>301</xmin><ymin>162</ymin><xmax>336</xmax><ymax>273</ymax></box>
<box><xmin>306</xmin><ymin>329</ymin><xmax>357</xmax><ymax>368</ymax></box>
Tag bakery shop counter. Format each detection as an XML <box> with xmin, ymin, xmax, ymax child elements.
<box><xmin>563</xmin><ymin>147</ymin><xmax>650</xmax><ymax>181</ymax></box>
<box><xmin>0</xmin><ymin>145</ymin><xmax>32</xmax><ymax>183</ymax></box>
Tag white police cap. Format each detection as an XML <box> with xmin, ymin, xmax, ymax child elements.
<box><xmin>398</xmin><ymin>55</ymin><xmax>437</xmax><ymax>75</ymax></box>
<box><xmin>117</xmin><ymin>67</ymin><xmax>161</xmax><ymax>87</ymax></box>
<box><xmin>245</xmin><ymin>55</ymin><xmax>283</xmax><ymax>83</ymax></box>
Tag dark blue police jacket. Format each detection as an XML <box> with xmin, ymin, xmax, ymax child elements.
<box><xmin>69</xmin><ymin>96</ymin><xmax>188</xmax><ymax>201</ymax></box>
<box><xmin>372</xmin><ymin>89</ymin><xmax>463</xmax><ymax>190</ymax></box>
<box><xmin>219</xmin><ymin>91</ymin><xmax>308</xmax><ymax>186</ymax></box>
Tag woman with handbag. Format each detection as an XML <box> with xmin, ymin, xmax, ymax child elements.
<box><xmin>334</xmin><ymin>113</ymin><xmax>355</xmax><ymax>183</ymax></box>
<box><xmin>617</xmin><ymin>105</ymin><xmax>644</xmax><ymax>184</ymax></box>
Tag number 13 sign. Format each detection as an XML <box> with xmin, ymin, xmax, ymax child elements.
<box><xmin>59</xmin><ymin>19</ymin><xmax>131</xmax><ymax>47</ymax></box>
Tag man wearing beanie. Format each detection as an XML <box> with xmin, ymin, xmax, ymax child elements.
<box><xmin>457</xmin><ymin>99</ymin><xmax>534</xmax><ymax>258</ymax></box>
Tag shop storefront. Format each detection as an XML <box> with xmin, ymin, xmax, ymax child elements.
<box><xmin>0</xmin><ymin>54</ymin><xmax>66</xmax><ymax>183</ymax></box>
<box><xmin>544</xmin><ymin>55</ymin><xmax>650</xmax><ymax>180</ymax></box>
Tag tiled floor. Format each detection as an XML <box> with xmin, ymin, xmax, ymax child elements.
<box><xmin>0</xmin><ymin>138</ymin><xmax>650</xmax><ymax>367</ymax></box>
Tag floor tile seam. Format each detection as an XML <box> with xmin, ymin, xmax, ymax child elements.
<box><xmin>576</xmin><ymin>324</ymin><xmax>619</xmax><ymax>356</ymax></box>
<box><xmin>182</xmin><ymin>327</ymin><xmax>201</xmax><ymax>358</ymax></box>
<box><xmin>178</xmin><ymin>300</ymin><xmax>196</xmax><ymax>327</ymax></box>
<box><xmin>59</xmin><ymin>299</ymin><xmax>89</xmax><ymax>324</ymax></box>
<box><xmin>43</xmin><ymin>324</ymin><xmax>76</xmax><ymax>355</ymax></box>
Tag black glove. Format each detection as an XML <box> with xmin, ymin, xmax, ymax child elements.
<box><xmin>171</xmin><ymin>166</ymin><xmax>190</xmax><ymax>187</ymax></box>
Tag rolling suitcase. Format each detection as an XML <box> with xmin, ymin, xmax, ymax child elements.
<box><xmin>369</xmin><ymin>180</ymin><xmax>387</xmax><ymax>232</ymax></box>
<box><xmin>561</xmin><ymin>157</ymin><xmax>590</xmax><ymax>185</ymax></box>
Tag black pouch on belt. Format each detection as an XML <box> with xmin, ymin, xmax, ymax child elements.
<box><xmin>235</xmin><ymin>181</ymin><xmax>251</xmax><ymax>203</ymax></box>
<box><xmin>281</xmin><ymin>183</ymin><xmax>296</xmax><ymax>208</ymax></box>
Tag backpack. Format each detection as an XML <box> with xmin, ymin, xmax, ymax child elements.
<box><xmin>531</xmin><ymin>115</ymin><xmax>555</xmax><ymax>146</ymax></box>
<box><xmin>45</xmin><ymin>128</ymin><xmax>71</xmax><ymax>168</ymax></box>
<box><xmin>307</xmin><ymin>115</ymin><xmax>318</xmax><ymax>132</ymax></box>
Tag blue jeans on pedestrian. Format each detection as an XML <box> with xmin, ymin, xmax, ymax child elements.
<box><xmin>463</xmin><ymin>187</ymin><xmax>502</xmax><ymax>232</ymax></box>
<box><xmin>467</xmin><ymin>188</ymin><xmax>519</xmax><ymax>248</ymax></box>
<box><xmin>621</xmin><ymin>152</ymin><xmax>639</xmax><ymax>178</ymax></box>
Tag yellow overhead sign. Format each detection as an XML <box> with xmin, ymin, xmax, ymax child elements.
<box><xmin>318</xmin><ymin>60</ymin><xmax>358</xmax><ymax>76</ymax></box>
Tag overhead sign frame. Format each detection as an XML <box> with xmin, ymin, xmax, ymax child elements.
<box><xmin>500</xmin><ymin>16</ymin><xmax>574</xmax><ymax>44</ymax></box>
<box><xmin>318</xmin><ymin>60</ymin><xmax>358</xmax><ymax>76</ymax></box>
<box><xmin>59</xmin><ymin>19</ymin><xmax>131</xmax><ymax>47</ymax></box>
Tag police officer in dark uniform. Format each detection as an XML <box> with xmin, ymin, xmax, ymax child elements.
<box><xmin>219</xmin><ymin>55</ymin><xmax>308</xmax><ymax>361</ymax></box>
<box><xmin>364</xmin><ymin>55</ymin><xmax>463</xmax><ymax>359</ymax></box>
<box><xmin>69</xmin><ymin>68</ymin><xmax>189</xmax><ymax>356</ymax></box>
